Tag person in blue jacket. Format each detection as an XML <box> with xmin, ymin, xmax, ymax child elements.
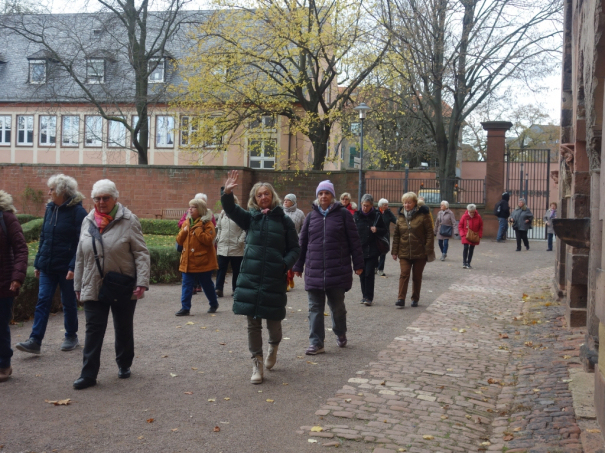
<box><xmin>15</xmin><ymin>174</ymin><xmax>87</xmax><ymax>354</ymax></box>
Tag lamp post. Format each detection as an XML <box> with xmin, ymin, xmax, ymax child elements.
<box><xmin>354</xmin><ymin>102</ymin><xmax>370</xmax><ymax>208</ymax></box>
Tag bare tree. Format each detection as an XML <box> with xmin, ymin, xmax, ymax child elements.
<box><xmin>379</xmin><ymin>0</ymin><xmax>562</xmax><ymax>198</ymax></box>
<box><xmin>0</xmin><ymin>1</ymin><xmax>196</xmax><ymax>164</ymax></box>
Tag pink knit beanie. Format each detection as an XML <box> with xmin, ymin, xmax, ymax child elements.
<box><xmin>316</xmin><ymin>180</ymin><xmax>336</xmax><ymax>197</ymax></box>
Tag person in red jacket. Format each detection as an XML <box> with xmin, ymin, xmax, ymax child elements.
<box><xmin>458</xmin><ymin>204</ymin><xmax>483</xmax><ymax>270</ymax></box>
<box><xmin>0</xmin><ymin>191</ymin><xmax>28</xmax><ymax>382</ymax></box>
<box><xmin>339</xmin><ymin>192</ymin><xmax>357</xmax><ymax>215</ymax></box>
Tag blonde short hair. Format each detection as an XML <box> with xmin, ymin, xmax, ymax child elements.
<box><xmin>340</xmin><ymin>192</ymin><xmax>351</xmax><ymax>201</ymax></box>
<box><xmin>248</xmin><ymin>182</ymin><xmax>281</xmax><ymax>210</ymax></box>
<box><xmin>401</xmin><ymin>192</ymin><xmax>418</xmax><ymax>204</ymax></box>
<box><xmin>189</xmin><ymin>198</ymin><xmax>208</xmax><ymax>217</ymax></box>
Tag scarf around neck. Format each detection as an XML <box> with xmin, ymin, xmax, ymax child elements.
<box><xmin>94</xmin><ymin>204</ymin><xmax>119</xmax><ymax>233</ymax></box>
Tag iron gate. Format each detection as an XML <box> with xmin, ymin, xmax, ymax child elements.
<box><xmin>505</xmin><ymin>148</ymin><xmax>552</xmax><ymax>240</ymax></box>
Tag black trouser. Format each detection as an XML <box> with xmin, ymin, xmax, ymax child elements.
<box><xmin>463</xmin><ymin>244</ymin><xmax>475</xmax><ymax>265</ymax></box>
<box><xmin>515</xmin><ymin>229</ymin><xmax>529</xmax><ymax>250</ymax></box>
<box><xmin>359</xmin><ymin>256</ymin><xmax>379</xmax><ymax>301</ymax></box>
<box><xmin>377</xmin><ymin>254</ymin><xmax>386</xmax><ymax>271</ymax></box>
<box><xmin>215</xmin><ymin>255</ymin><xmax>243</xmax><ymax>292</ymax></box>
<box><xmin>80</xmin><ymin>300</ymin><xmax>137</xmax><ymax>379</ymax></box>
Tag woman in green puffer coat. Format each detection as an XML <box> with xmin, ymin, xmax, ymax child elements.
<box><xmin>221</xmin><ymin>170</ymin><xmax>300</xmax><ymax>385</ymax></box>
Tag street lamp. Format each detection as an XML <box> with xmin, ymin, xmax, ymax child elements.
<box><xmin>354</xmin><ymin>102</ymin><xmax>370</xmax><ymax>208</ymax></box>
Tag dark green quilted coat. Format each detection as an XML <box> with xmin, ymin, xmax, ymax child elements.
<box><xmin>221</xmin><ymin>192</ymin><xmax>301</xmax><ymax>321</ymax></box>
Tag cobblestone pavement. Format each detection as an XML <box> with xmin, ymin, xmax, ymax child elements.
<box><xmin>299</xmin><ymin>267</ymin><xmax>589</xmax><ymax>453</ymax></box>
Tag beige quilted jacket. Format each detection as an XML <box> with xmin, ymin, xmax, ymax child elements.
<box><xmin>215</xmin><ymin>210</ymin><xmax>246</xmax><ymax>257</ymax></box>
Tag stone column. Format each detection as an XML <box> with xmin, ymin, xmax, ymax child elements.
<box><xmin>481</xmin><ymin>121</ymin><xmax>512</xmax><ymax>238</ymax></box>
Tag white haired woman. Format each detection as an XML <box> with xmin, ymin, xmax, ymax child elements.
<box><xmin>176</xmin><ymin>198</ymin><xmax>219</xmax><ymax>315</ymax></box>
<box><xmin>72</xmin><ymin>179</ymin><xmax>150</xmax><ymax>390</ymax></box>
<box><xmin>221</xmin><ymin>171</ymin><xmax>300</xmax><ymax>384</ymax></box>
<box><xmin>283</xmin><ymin>193</ymin><xmax>305</xmax><ymax>291</ymax></box>
<box><xmin>458</xmin><ymin>204</ymin><xmax>483</xmax><ymax>269</ymax></box>
<box><xmin>16</xmin><ymin>174</ymin><xmax>87</xmax><ymax>356</ymax></box>
<box><xmin>376</xmin><ymin>198</ymin><xmax>397</xmax><ymax>276</ymax></box>
<box><xmin>391</xmin><ymin>192</ymin><xmax>434</xmax><ymax>308</ymax></box>
<box><xmin>433</xmin><ymin>200</ymin><xmax>458</xmax><ymax>261</ymax></box>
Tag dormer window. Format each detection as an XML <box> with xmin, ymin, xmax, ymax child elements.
<box><xmin>86</xmin><ymin>59</ymin><xmax>105</xmax><ymax>84</ymax></box>
<box><xmin>249</xmin><ymin>115</ymin><xmax>276</xmax><ymax>129</ymax></box>
<box><xmin>149</xmin><ymin>58</ymin><xmax>165</xmax><ymax>83</ymax></box>
<box><xmin>29</xmin><ymin>60</ymin><xmax>46</xmax><ymax>84</ymax></box>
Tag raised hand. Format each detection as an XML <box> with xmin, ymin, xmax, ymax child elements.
<box><xmin>224</xmin><ymin>170</ymin><xmax>239</xmax><ymax>194</ymax></box>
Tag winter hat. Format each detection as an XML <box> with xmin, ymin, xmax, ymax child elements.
<box><xmin>284</xmin><ymin>194</ymin><xmax>297</xmax><ymax>204</ymax></box>
<box><xmin>316</xmin><ymin>180</ymin><xmax>336</xmax><ymax>198</ymax></box>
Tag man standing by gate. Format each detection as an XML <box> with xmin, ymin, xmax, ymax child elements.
<box><xmin>494</xmin><ymin>192</ymin><xmax>511</xmax><ymax>242</ymax></box>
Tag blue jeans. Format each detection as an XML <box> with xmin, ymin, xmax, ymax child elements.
<box><xmin>181</xmin><ymin>271</ymin><xmax>218</xmax><ymax>310</ymax></box>
<box><xmin>30</xmin><ymin>271</ymin><xmax>78</xmax><ymax>345</ymax></box>
<box><xmin>547</xmin><ymin>233</ymin><xmax>554</xmax><ymax>250</ymax></box>
<box><xmin>308</xmin><ymin>288</ymin><xmax>347</xmax><ymax>348</ymax></box>
<box><xmin>0</xmin><ymin>297</ymin><xmax>14</xmax><ymax>368</ymax></box>
<box><xmin>497</xmin><ymin>218</ymin><xmax>508</xmax><ymax>241</ymax></box>
<box><xmin>438</xmin><ymin>239</ymin><xmax>449</xmax><ymax>254</ymax></box>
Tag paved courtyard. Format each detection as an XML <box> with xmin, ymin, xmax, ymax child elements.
<box><xmin>1</xmin><ymin>240</ymin><xmax>591</xmax><ymax>452</ymax></box>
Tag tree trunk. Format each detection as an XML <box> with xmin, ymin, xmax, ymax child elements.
<box><xmin>309</xmin><ymin>121</ymin><xmax>331</xmax><ymax>170</ymax></box>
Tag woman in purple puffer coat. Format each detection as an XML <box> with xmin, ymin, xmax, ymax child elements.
<box><xmin>293</xmin><ymin>180</ymin><xmax>364</xmax><ymax>356</ymax></box>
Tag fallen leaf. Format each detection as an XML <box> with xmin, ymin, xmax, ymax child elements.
<box><xmin>503</xmin><ymin>435</ymin><xmax>514</xmax><ymax>441</ymax></box>
<box><xmin>191</xmin><ymin>367</ymin><xmax>198</xmax><ymax>370</ymax></box>
<box><xmin>323</xmin><ymin>313</ymin><xmax>329</xmax><ymax>316</ymax></box>
<box><xmin>532</xmin><ymin>388</ymin><xmax>540</xmax><ymax>392</ymax></box>
<box><xmin>184</xmin><ymin>392</ymin><xmax>193</xmax><ymax>395</ymax></box>
<box><xmin>344</xmin><ymin>398</ymin><xmax>351</xmax><ymax>403</ymax></box>
<box><xmin>45</xmin><ymin>398</ymin><xmax>71</xmax><ymax>406</ymax></box>
<box><xmin>224</xmin><ymin>397</ymin><xmax>230</xmax><ymax>401</ymax></box>
<box><xmin>441</xmin><ymin>415</ymin><xmax>448</xmax><ymax>419</ymax></box>
<box><xmin>499</xmin><ymin>333</ymin><xmax>509</xmax><ymax>339</ymax></box>
<box><xmin>147</xmin><ymin>418</ymin><xmax>155</xmax><ymax>423</ymax></box>
<box><xmin>465</xmin><ymin>415</ymin><xmax>472</xmax><ymax>419</ymax></box>
<box><xmin>446</xmin><ymin>368</ymin><xmax>453</xmax><ymax>371</ymax></box>
<box><xmin>283</xmin><ymin>383</ymin><xmax>289</xmax><ymax>386</ymax></box>
<box><xmin>587</xmin><ymin>429</ymin><xmax>601</xmax><ymax>433</ymax></box>
<box><xmin>459</xmin><ymin>329</ymin><xmax>466</xmax><ymax>333</ymax></box>
<box><xmin>201</xmin><ymin>327</ymin><xmax>207</xmax><ymax>329</ymax></box>
<box><xmin>176</xmin><ymin>326</ymin><xmax>182</xmax><ymax>328</ymax></box>
<box><xmin>481</xmin><ymin>441</ymin><xmax>491</xmax><ymax>446</ymax></box>
<box><xmin>161</xmin><ymin>355</ymin><xmax>168</xmax><ymax>358</ymax></box>
<box><xmin>563</xmin><ymin>355</ymin><xmax>572</xmax><ymax>359</ymax></box>
<box><xmin>522</xmin><ymin>293</ymin><xmax>528</xmax><ymax>299</ymax></box>
<box><xmin>307</xmin><ymin>361</ymin><xmax>318</xmax><ymax>365</ymax></box>
<box><xmin>266</xmin><ymin>399</ymin><xmax>274</xmax><ymax>403</ymax></box>
<box><xmin>186</xmin><ymin>322</ymin><xmax>195</xmax><ymax>325</ymax></box>
<box><xmin>283</xmin><ymin>337</ymin><xmax>290</xmax><ymax>340</ymax></box>
<box><xmin>308</xmin><ymin>439</ymin><xmax>318</xmax><ymax>443</ymax></box>
<box><xmin>208</xmin><ymin>399</ymin><xmax>216</xmax><ymax>402</ymax></box>
<box><xmin>380</xmin><ymin>381</ymin><xmax>386</xmax><ymax>385</ymax></box>
<box><xmin>297</xmin><ymin>356</ymin><xmax>304</xmax><ymax>359</ymax></box>
<box><xmin>211</xmin><ymin>315</ymin><xmax>216</xmax><ymax>317</ymax></box>
<box><xmin>171</xmin><ymin>428</ymin><xmax>178</xmax><ymax>432</ymax></box>
<box><xmin>398</xmin><ymin>449</ymin><xmax>407</xmax><ymax>452</ymax></box>
<box><xmin>219</xmin><ymin>342</ymin><xmax>226</xmax><ymax>345</ymax></box>
<box><xmin>515</xmin><ymin>331</ymin><xmax>520</xmax><ymax>335</ymax></box>
<box><xmin>311</xmin><ymin>426</ymin><xmax>323</xmax><ymax>432</ymax></box>
<box><xmin>524</xmin><ymin>341</ymin><xmax>533</xmax><ymax>347</ymax></box>
<box><xmin>213</xmin><ymin>426</ymin><xmax>220</xmax><ymax>432</ymax></box>
<box><xmin>137</xmin><ymin>436</ymin><xmax>144</xmax><ymax>439</ymax></box>
<box><xmin>422</xmin><ymin>435</ymin><xmax>434</xmax><ymax>440</ymax></box>
<box><xmin>170</xmin><ymin>373</ymin><xmax>178</xmax><ymax>378</ymax></box>
<box><xmin>513</xmin><ymin>427</ymin><xmax>522</xmax><ymax>432</ymax></box>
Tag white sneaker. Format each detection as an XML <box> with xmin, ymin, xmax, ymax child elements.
<box><xmin>251</xmin><ymin>356</ymin><xmax>263</xmax><ymax>384</ymax></box>
<box><xmin>265</xmin><ymin>344</ymin><xmax>278</xmax><ymax>370</ymax></box>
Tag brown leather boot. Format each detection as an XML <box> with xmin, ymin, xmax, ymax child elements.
<box><xmin>0</xmin><ymin>366</ymin><xmax>13</xmax><ymax>382</ymax></box>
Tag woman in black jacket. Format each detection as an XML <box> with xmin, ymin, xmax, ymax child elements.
<box><xmin>354</xmin><ymin>194</ymin><xmax>386</xmax><ymax>306</ymax></box>
<box><xmin>15</xmin><ymin>174</ymin><xmax>87</xmax><ymax>355</ymax></box>
<box><xmin>376</xmin><ymin>198</ymin><xmax>397</xmax><ymax>276</ymax></box>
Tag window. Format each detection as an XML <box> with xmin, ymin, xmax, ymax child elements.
<box><xmin>108</xmin><ymin>119</ymin><xmax>126</xmax><ymax>147</ymax></box>
<box><xmin>0</xmin><ymin>116</ymin><xmax>10</xmax><ymax>145</ymax></box>
<box><xmin>180</xmin><ymin>116</ymin><xmax>198</xmax><ymax>146</ymax></box>
<box><xmin>17</xmin><ymin>115</ymin><xmax>34</xmax><ymax>145</ymax></box>
<box><xmin>249</xmin><ymin>139</ymin><xmax>276</xmax><ymax>169</ymax></box>
<box><xmin>132</xmin><ymin>116</ymin><xmax>151</xmax><ymax>145</ymax></box>
<box><xmin>155</xmin><ymin>115</ymin><xmax>174</xmax><ymax>147</ymax></box>
<box><xmin>62</xmin><ymin>116</ymin><xmax>79</xmax><ymax>146</ymax></box>
<box><xmin>29</xmin><ymin>60</ymin><xmax>46</xmax><ymax>84</ymax></box>
<box><xmin>85</xmin><ymin>116</ymin><xmax>103</xmax><ymax>147</ymax></box>
<box><xmin>249</xmin><ymin>115</ymin><xmax>276</xmax><ymax>129</ymax></box>
<box><xmin>86</xmin><ymin>59</ymin><xmax>105</xmax><ymax>84</ymax></box>
<box><xmin>149</xmin><ymin>58</ymin><xmax>165</xmax><ymax>83</ymax></box>
<box><xmin>39</xmin><ymin>116</ymin><xmax>56</xmax><ymax>145</ymax></box>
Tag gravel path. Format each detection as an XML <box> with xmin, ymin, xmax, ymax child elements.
<box><xmin>1</xmin><ymin>239</ymin><xmax>552</xmax><ymax>452</ymax></box>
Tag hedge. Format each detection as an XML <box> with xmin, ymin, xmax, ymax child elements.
<box><xmin>149</xmin><ymin>246</ymin><xmax>182</xmax><ymax>284</ymax></box>
<box><xmin>139</xmin><ymin>218</ymin><xmax>180</xmax><ymax>236</ymax></box>
<box><xmin>21</xmin><ymin>218</ymin><xmax>45</xmax><ymax>243</ymax></box>
<box><xmin>16</xmin><ymin>214</ymin><xmax>40</xmax><ymax>224</ymax></box>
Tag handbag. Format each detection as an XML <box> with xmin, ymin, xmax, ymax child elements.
<box><xmin>372</xmin><ymin>214</ymin><xmax>391</xmax><ymax>255</ymax></box>
<box><xmin>92</xmin><ymin>237</ymin><xmax>136</xmax><ymax>303</ymax></box>
<box><xmin>465</xmin><ymin>220</ymin><xmax>480</xmax><ymax>243</ymax></box>
<box><xmin>439</xmin><ymin>224</ymin><xmax>453</xmax><ymax>237</ymax></box>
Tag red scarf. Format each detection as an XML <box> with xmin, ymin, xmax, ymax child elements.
<box><xmin>94</xmin><ymin>207</ymin><xmax>114</xmax><ymax>233</ymax></box>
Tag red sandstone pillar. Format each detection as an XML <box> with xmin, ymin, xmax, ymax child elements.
<box><xmin>481</xmin><ymin>121</ymin><xmax>513</xmax><ymax>237</ymax></box>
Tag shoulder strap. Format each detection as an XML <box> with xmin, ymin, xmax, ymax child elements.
<box><xmin>0</xmin><ymin>212</ymin><xmax>8</xmax><ymax>249</ymax></box>
<box><xmin>91</xmin><ymin>236</ymin><xmax>104</xmax><ymax>279</ymax></box>
<box><xmin>341</xmin><ymin>206</ymin><xmax>352</xmax><ymax>249</ymax></box>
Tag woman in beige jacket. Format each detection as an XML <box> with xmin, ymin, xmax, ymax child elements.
<box><xmin>73</xmin><ymin>179</ymin><xmax>150</xmax><ymax>390</ymax></box>
<box><xmin>215</xmin><ymin>196</ymin><xmax>246</xmax><ymax>298</ymax></box>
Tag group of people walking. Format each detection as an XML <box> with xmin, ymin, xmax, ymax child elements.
<box><xmin>0</xmin><ymin>171</ymin><xmax>558</xmax><ymax>388</ymax></box>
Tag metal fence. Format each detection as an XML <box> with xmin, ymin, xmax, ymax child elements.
<box><xmin>364</xmin><ymin>178</ymin><xmax>486</xmax><ymax>205</ymax></box>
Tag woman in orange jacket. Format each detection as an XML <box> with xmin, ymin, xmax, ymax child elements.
<box><xmin>175</xmin><ymin>198</ymin><xmax>219</xmax><ymax>316</ymax></box>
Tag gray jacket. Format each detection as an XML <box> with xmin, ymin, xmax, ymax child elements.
<box><xmin>283</xmin><ymin>204</ymin><xmax>306</xmax><ymax>234</ymax></box>
<box><xmin>216</xmin><ymin>210</ymin><xmax>246</xmax><ymax>257</ymax></box>
<box><xmin>434</xmin><ymin>209</ymin><xmax>459</xmax><ymax>240</ymax></box>
<box><xmin>74</xmin><ymin>204</ymin><xmax>150</xmax><ymax>302</ymax></box>
<box><xmin>543</xmin><ymin>209</ymin><xmax>556</xmax><ymax>235</ymax></box>
<box><xmin>510</xmin><ymin>206</ymin><xmax>534</xmax><ymax>231</ymax></box>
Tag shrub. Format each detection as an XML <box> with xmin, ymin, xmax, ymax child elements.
<box><xmin>148</xmin><ymin>246</ymin><xmax>182</xmax><ymax>284</ymax></box>
<box><xmin>139</xmin><ymin>219</ymin><xmax>180</xmax><ymax>236</ymax></box>
<box><xmin>21</xmin><ymin>218</ymin><xmax>45</xmax><ymax>243</ymax></box>
<box><xmin>13</xmin><ymin>267</ymin><xmax>63</xmax><ymax>322</ymax></box>
<box><xmin>16</xmin><ymin>214</ymin><xmax>40</xmax><ymax>224</ymax></box>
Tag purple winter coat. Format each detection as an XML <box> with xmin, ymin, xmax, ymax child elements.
<box><xmin>292</xmin><ymin>202</ymin><xmax>364</xmax><ymax>292</ymax></box>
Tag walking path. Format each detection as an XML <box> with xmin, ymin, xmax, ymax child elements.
<box><xmin>299</xmin><ymin>267</ymin><xmax>589</xmax><ymax>452</ymax></box>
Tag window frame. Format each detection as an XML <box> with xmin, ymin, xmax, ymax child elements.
<box><xmin>38</xmin><ymin>115</ymin><xmax>57</xmax><ymax>146</ymax></box>
<box><xmin>86</xmin><ymin>58</ymin><xmax>105</xmax><ymax>84</ymax></box>
<box><xmin>180</xmin><ymin>115</ymin><xmax>198</xmax><ymax>146</ymax></box>
<box><xmin>248</xmin><ymin>138</ymin><xmax>276</xmax><ymax>170</ymax></box>
<box><xmin>0</xmin><ymin>115</ymin><xmax>11</xmax><ymax>146</ymax></box>
<box><xmin>16</xmin><ymin>115</ymin><xmax>34</xmax><ymax>146</ymax></box>
<box><xmin>107</xmin><ymin>118</ymin><xmax>127</xmax><ymax>148</ymax></box>
<box><xmin>84</xmin><ymin>115</ymin><xmax>103</xmax><ymax>147</ymax></box>
<box><xmin>29</xmin><ymin>60</ymin><xmax>46</xmax><ymax>84</ymax></box>
<box><xmin>61</xmin><ymin>115</ymin><xmax>80</xmax><ymax>147</ymax></box>
<box><xmin>155</xmin><ymin>115</ymin><xmax>174</xmax><ymax>148</ymax></box>
<box><xmin>148</xmin><ymin>58</ymin><xmax>165</xmax><ymax>84</ymax></box>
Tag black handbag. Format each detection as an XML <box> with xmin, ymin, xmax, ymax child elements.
<box><xmin>439</xmin><ymin>224</ymin><xmax>453</xmax><ymax>237</ymax></box>
<box><xmin>373</xmin><ymin>214</ymin><xmax>391</xmax><ymax>255</ymax></box>
<box><xmin>92</xmin><ymin>237</ymin><xmax>136</xmax><ymax>303</ymax></box>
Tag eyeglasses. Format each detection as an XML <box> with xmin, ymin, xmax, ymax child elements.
<box><xmin>93</xmin><ymin>196</ymin><xmax>112</xmax><ymax>203</ymax></box>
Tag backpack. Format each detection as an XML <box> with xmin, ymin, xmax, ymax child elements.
<box><xmin>494</xmin><ymin>201</ymin><xmax>502</xmax><ymax>216</ymax></box>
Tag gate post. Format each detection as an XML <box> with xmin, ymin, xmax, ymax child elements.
<box><xmin>481</xmin><ymin>121</ymin><xmax>513</xmax><ymax>238</ymax></box>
